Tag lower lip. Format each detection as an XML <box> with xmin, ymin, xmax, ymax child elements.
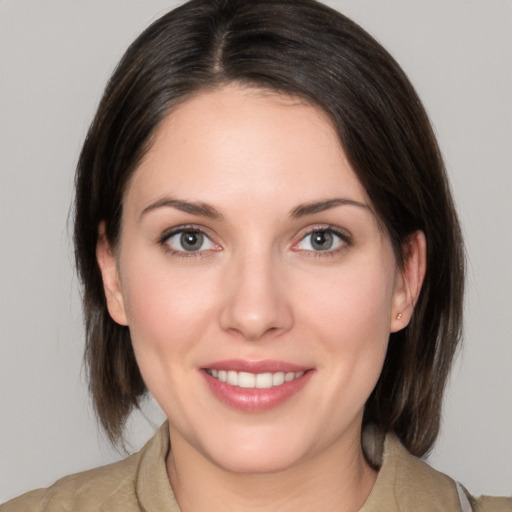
<box><xmin>202</xmin><ymin>370</ymin><xmax>313</xmax><ymax>412</ymax></box>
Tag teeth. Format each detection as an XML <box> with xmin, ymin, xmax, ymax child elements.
<box><xmin>227</xmin><ymin>371</ymin><xmax>238</xmax><ymax>386</ymax></box>
<box><xmin>272</xmin><ymin>372</ymin><xmax>285</xmax><ymax>386</ymax></box>
<box><xmin>238</xmin><ymin>372</ymin><xmax>255</xmax><ymax>388</ymax></box>
<box><xmin>256</xmin><ymin>373</ymin><xmax>273</xmax><ymax>389</ymax></box>
<box><xmin>206</xmin><ymin>369</ymin><xmax>305</xmax><ymax>389</ymax></box>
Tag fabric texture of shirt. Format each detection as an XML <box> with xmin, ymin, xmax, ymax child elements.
<box><xmin>1</xmin><ymin>422</ymin><xmax>510</xmax><ymax>511</ymax></box>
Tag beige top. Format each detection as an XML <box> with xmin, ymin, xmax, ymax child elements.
<box><xmin>1</xmin><ymin>423</ymin><xmax>510</xmax><ymax>511</ymax></box>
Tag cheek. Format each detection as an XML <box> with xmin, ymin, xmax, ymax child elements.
<box><xmin>295</xmin><ymin>255</ymin><xmax>396</xmax><ymax>394</ymax></box>
<box><xmin>300</xmin><ymin>256</ymin><xmax>396</xmax><ymax>343</ymax></box>
<box><xmin>118</xmin><ymin>259</ymin><xmax>224</xmax><ymax>419</ymax></box>
<box><xmin>119</xmin><ymin>255</ymin><xmax>219</xmax><ymax>365</ymax></box>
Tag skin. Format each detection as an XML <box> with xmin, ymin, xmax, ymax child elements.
<box><xmin>97</xmin><ymin>84</ymin><xmax>426</xmax><ymax>512</ymax></box>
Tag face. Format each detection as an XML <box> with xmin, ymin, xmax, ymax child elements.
<box><xmin>98</xmin><ymin>84</ymin><xmax>419</xmax><ymax>475</ymax></box>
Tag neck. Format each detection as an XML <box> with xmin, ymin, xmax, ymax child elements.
<box><xmin>166</xmin><ymin>423</ymin><xmax>378</xmax><ymax>512</ymax></box>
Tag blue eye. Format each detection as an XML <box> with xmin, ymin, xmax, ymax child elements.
<box><xmin>164</xmin><ymin>229</ymin><xmax>216</xmax><ymax>252</ymax></box>
<box><xmin>296</xmin><ymin>229</ymin><xmax>346</xmax><ymax>252</ymax></box>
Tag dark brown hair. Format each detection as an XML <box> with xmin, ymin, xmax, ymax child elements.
<box><xmin>74</xmin><ymin>0</ymin><xmax>464</xmax><ymax>456</ymax></box>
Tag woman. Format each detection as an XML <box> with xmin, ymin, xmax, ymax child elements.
<box><xmin>1</xmin><ymin>0</ymin><xmax>510</xmax><ymax>510</ymax></box>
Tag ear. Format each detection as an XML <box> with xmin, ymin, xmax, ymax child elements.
<box><xmin>390</xmin><ymin>230</ymin><xmax>426</xmax><ymax>333</ymax></box>
<box><xmin>96</xmin><ymin>221</ymin><xmax>128</xmax><ymax>326</ymax></box>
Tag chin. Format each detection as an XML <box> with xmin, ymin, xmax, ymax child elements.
<box><xmin>198</xmin><ymin>425</ymin><xmax>317</xmax><ymax>475</ymax></box>
<box><xmin>209</xmin><ymin>448</ymin><xmax>304</xmax><ymax>475</ymax></box>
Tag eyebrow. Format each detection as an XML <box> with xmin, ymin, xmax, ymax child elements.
<box><xmin>140</xmin><ymin>197</ymin><xmax>223</xmax><ymax>220</ymax></box>
<box><xmin>140</xmin><ymin>196</ymin><xmax>370</xmax><ymax>221</ymax></box>
<box><xmin>290</xmin><ymin>198</ymin><xmax>370</xmax><ymax>218</ymax></box>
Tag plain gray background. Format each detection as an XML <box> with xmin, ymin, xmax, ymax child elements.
<box><xmin>1</xmin><ymin>0</ymin><xmax>511</xmax><ymax>503</ymax></box>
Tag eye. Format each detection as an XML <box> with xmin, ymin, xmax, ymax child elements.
<box><xmin>294</xmin><ymin>228</ymin><xmax>348</xmax><ymax>252</ymax></box>
<box><xmin>163</xmin><ymin>229</ymin><xmax>217</xmax><ymax>253</ymax></box>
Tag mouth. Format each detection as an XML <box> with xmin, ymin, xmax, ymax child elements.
<box><xmin>201</xmin><ymin>360</ymin><xmax>313</xmax><ymax>412</ymax></box>
<box><xmin>204</xmin><ymin>369</ymin><xmax>305</xmax><ymax>389</ymax></box>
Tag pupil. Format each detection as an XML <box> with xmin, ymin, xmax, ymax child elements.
<box><xmin>180</xmin><ymin>231</ymin><xmax>203</xmax><ymax>251</ymax></box>
<box><xmin>311</xmin><ymin>230</ymin><xmax>333</xmax><ymax>251</ymax></box>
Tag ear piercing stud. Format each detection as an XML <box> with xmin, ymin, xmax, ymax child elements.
<box><xmin>396</xmin><ymin>312</ymin><xmax>402</xmax><ymax>320</ymax></box>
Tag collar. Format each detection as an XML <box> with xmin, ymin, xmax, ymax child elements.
<box><xmin>134</xmin><ymin>422</ymin><xmax>461</xmax><ymax>512</ymax></box>
<box><xmin>135</xmin><ymin>422</ymin><xmax>180</xmax><ymax>511</ymax></box>
<box><xmin>360</xmin><ymin>427</ymin><xmax>461</xmax><ymax>511</ymax></box>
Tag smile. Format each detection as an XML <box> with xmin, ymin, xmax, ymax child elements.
<box><xmin>205</xmin><ymin>369</ymin><xmax>305</xmax><ymax>389</ymax></box>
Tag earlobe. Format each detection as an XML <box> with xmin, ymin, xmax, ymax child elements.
<box><xmin>390</xmin><ymin>230</ymin><xmax>427</xmax><ymax>333</ymax></box>
<box><xmin>96</xmin><ymin>222</ymin><xmax>128</xmax><ymax>326</ymax></box>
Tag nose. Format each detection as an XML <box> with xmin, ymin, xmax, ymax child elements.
<box><xmin>219</xmin><ymin>251</ymin><xmax>293</xmax><ymax>341</ymax></box>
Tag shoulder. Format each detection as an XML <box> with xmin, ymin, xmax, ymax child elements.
<box><xmin>0</xmin><ymin>453</ymin><xmax>142</xmax><ymax>512</ymax></box>
<box><xmin>362</xmin><ymin>427</ymin><xmax>512</xmax><ymax>512</ymax></box>
<box><xmin>389</xmin><ymin>435</ymin><xmax>512</xmax><ymax>512</ymax></box>
<box><xmin>0</xmin><ymin>422</ymin><xmax>175</xmax><ymax>512</ymax></box>
<box><xmin>472</xmin><ymin>495</ymin><xmax>512</xmax><ymax>512</ymax></box>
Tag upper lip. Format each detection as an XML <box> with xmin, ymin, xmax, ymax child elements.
<box><xmin>202</xmin><ymin>359</ymin><xmax>310</xmax><ymax>373</ymax></box>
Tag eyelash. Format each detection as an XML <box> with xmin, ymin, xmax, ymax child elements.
<box><xmin>158</xmin><ymin>224</ymin><xmax>352</xmax><ymax>258</ymax></box>
<box><xmin>292</xmin><ymin>225</ymin><xmax>352</xmax><ymax>257</ymax></box>
<box><xmin>159</xmin><ymin>225</ymin><xmax>219</xmax><ymax>259</ymax></box>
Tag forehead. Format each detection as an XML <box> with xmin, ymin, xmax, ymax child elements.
<box><xmin>124</xmin><ymin>84</ymin><xmax>368</xmax><ymax>212</ymax></box>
